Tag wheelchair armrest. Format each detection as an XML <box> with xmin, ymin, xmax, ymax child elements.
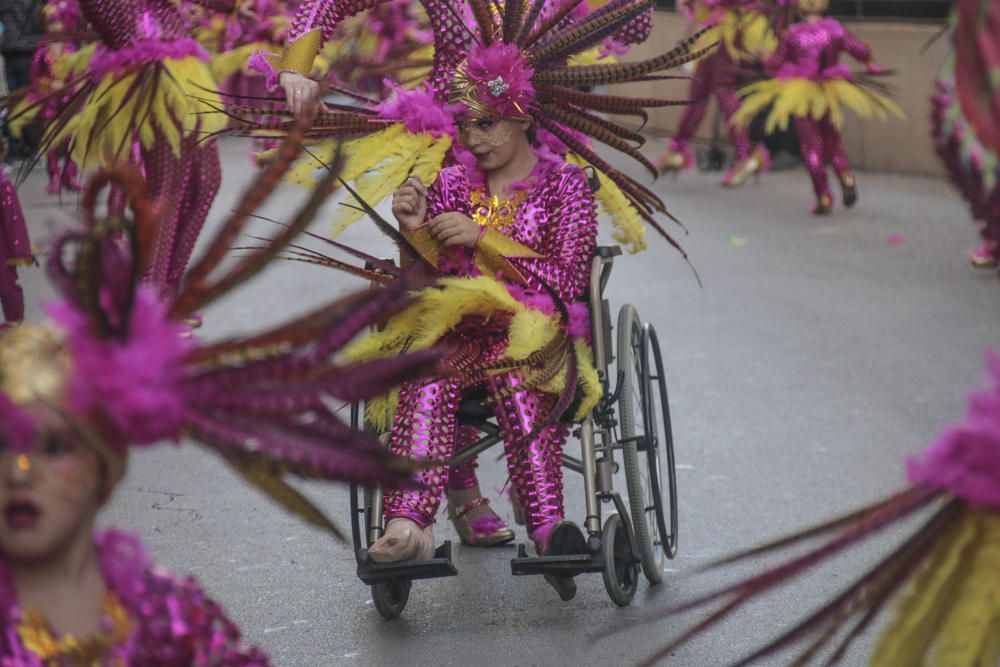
<box><xmin>595</xmin><ymin>245</ymin><xmax>622</xmax><ymax>259</ymax></box>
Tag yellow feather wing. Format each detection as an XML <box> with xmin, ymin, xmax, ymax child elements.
<box><xmin>567</xmin><ymin>153</ymin><xmax>647</xmax><ymax>254</ymax></box>
<box><xmin>870</xmin><ymin>512</ymin><xmax>998</xmax><ymax>667</ymax></box>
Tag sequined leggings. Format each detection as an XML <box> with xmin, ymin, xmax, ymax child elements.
<box><xmin>385</xmin><ymin>350</ymin><xmax>568</xmax><ymax>539</ymax></box>
<box><xmin>143</xmin><ymin>128</ymin><xmax>221</xmax><ymax>291</ymax></box>
<box><xmin>44</xmin><ymin>143</ymin><xmax>79</xmax><ymax>192</ymax></box>
<box><xmin>671</xmin><ymin>49</ymin><xmax>752</xmax><ymax>162</ymax></box>
<box><xmin>793</xmin><ymin>115</ymin><xmax>851</xmax><ymax>202</ymax></box>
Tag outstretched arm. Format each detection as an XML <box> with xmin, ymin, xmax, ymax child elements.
<box><xmin>838</xmin><ymin>23</ymin><xmax>874</xmax><ymax>66</ymax></box>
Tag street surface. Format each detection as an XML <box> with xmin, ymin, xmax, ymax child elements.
<box><xmin>14</xmin><ymin>139</ymin><xmax>1000</xmax><ymax>666</ymax></box>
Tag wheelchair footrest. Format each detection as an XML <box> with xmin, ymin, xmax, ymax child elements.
<box><xmin>510</xmin><ymin>543</ymin><xmax>604</xmax><ymax>577</ymax></box>
<box><xmin>356</xmin><ymin>541</ymin><xmax>458</xmax><ymax>585</ymax></box>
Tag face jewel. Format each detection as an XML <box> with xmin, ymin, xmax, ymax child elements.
<box><xmin>487</xmin><ymin>76</ymin><xmax>510</xmax><ymax>98</ymax></box>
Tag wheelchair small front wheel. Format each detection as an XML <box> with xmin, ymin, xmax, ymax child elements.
<box><xmin>601</xmin><ymin>513</ymin><xmax>638</xmax><ymax>607</ymax></box>
<box><xmin>371</xmin><ymin>579</ymin><xmax>411</xmax><ymax>619</ymax></box>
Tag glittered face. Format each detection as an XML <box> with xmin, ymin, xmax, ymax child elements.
<box><xmin>455</xmin><ymin>114</ymin><xmax>528</xmax><ymax>172</ymax></box>
<box><xmin>0</xmin><ymin>408</ymin><xmax>102</xmax><ymax>566</ymax></box>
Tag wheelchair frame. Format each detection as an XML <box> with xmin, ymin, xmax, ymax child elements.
<box><xmin>349</xmin><ymin>245</ymin><xmax>679</xmax><ymax>616</ymax></box>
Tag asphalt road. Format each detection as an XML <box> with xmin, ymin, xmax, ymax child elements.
<box><xmin>14</xmin><ymin>140</ymin><xmax>1000</xmax><ymax>666</ymax></box>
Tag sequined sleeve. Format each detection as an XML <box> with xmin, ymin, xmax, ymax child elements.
<box><xmin>131</xmin><ymin>567</ymin><xmax>271</xmax><ymax>665</ymax></box>
<box><xmin>836</xmin><ymin>22</ymin><xmax>872</xmax><ymax>63</ymax></box>
<box><xmin>281</xmin><ymin>0</ymin><xmax>385</xmax><ymax>75</ymax></box>
<box><xmin>612</xmin><ymin>0</ymin><xmax>653</xmax><ymax>46</ymax></box>
<box><xmin>485</xmin><ymin>165</ymin><xmax>598</xmax><ymax>303</ymax></box>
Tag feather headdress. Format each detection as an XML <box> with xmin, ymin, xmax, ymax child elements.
<box><xmin>0</xmin><ymin>123</ymin><xmax>445</xmax><ymax>538</ymax></box>
<box><xmin>229</xmin><ymin>0</ymin><xmax>714</xmax><ymax>254</ymax></box>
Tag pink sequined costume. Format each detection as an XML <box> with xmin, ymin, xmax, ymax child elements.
<box><xmin>78</xmin><ymin>0</ymin><xmax>228</xmax><ymax>290</ymax></box>
<box><xmin>382</xmin><ymin>159</ymin><xmax>597</xmax><ymax>543</ymax></box>
<box><xmin>780</xmin><ymin>19</ymin><xmax>867</xmax><ymax>209</ymax></box>
<box><xmin>663</xmin><ymin>0</ymin><xmax>774</xmax><ymax>180</ymax></box>
<box><xmin>238</xmin><ymin>0</ymin><xmax>707</xmax><ymax>549</ymax></box>
<box><xmin>0</xmin><ymin>168</ymin><xmax>30</xmax><ymax>324</ymax></box>
<box><xmin>4</xmin><ymin>0</ymin><xmax>230</xmax><ymax>293</ymax></box>
<box><xmin>734</xmin><ymin>14</ymin><xmax>900</xmax><ymax>212</ymax></box>
<box><xmin>0</xmin><ymin>531</ymin><xmax>270</xmax><ymax>665</ymax></box>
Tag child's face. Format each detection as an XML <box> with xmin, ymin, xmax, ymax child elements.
<box><xmin>0</xmin><ymin>409</ymin><xmax>102</xmax><ymax>565</ymax></box>
<box><xmin>455</xmin><ymin>113</ymin><xmax>530</xmax><ymax>173</ymax></box>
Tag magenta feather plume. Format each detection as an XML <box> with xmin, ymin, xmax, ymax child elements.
<box><xmin>466</xmin><ymin>42</ymin><xmax>536</xmax><ymax>117</ymax></box>
<box><xmin>47</xmin><ymin>286</ymin><xmax>195</xmax><ymax>446</ymax></box>
<box><xmin>907</xmin><ymin>351</ymin><xmax>1000</xmax><ymax>509</ymax></box>
<box><xmin>376</xmin><ymin>82</ymin><xmax>461</xmax><ymax>136</ymax></box>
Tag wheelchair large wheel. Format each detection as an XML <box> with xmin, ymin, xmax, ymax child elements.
<box><xmin>616</xmin><ymin>305</ymin><xmax>678</xmax><ymax>585</ymax></box>
<box><xmin>601</xmin><ymin>513</ymin><xmax>639</xmax><ymax>607</ymax></box>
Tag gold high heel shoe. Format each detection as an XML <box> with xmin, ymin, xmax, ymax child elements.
<box><xmin>722</xmin><ymin>154</ymin><xmax>762</xmax><ymax>188</ymax></box>
<box><xmin>655</xmin><ymin>149</ymin><xmax>686</xmax><ymax>176</ymax></box>
<box><xmin>448</xmin><ymin>498</ymin><xmax>515</xmax><ymax>547</ymax></box>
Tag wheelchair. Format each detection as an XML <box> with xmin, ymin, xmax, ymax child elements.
<box><xmin>348</xmin><ymin>245</ymin><xmax>679</xmax><ymax>618</ymax></box>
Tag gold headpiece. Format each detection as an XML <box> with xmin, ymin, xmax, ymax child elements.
<box><xmin>449</xmin><ymin>61</ymin><xmax>492</xmax><ymax>117</ymax></box>
<box><xmin>0</xmin><ymin>325</ymin><xmax>71</xmax><ymax>408</ymax></box>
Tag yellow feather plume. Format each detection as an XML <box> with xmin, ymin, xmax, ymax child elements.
<box><xmin>567</xmin><ymin>154</ymin><xmax>647</xmax><ymax>254</ymax></box>
<box><xmin>51</xmin><ymin>57</ymin><xmax>225</xmax><ymax>171</ymax></box>
<box><xmin>733</xmin><ymin>77</ymin><xmax>903</xmax><ymax>132</ymax></box>
<box><xmin>342</xmin><ymin>276</ymin><xmax>603</xmax><ymax>429</ymax></box>
<box><xmin>871</xmin><ymin>511</ymin><xmax>1000</xmax><ymax>667</ymax></box>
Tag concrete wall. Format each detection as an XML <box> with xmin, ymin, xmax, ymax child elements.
<box><xmin>616</xmin><ymin>12</ymin><xmax>948</xmax><ymax>176</ymax></box>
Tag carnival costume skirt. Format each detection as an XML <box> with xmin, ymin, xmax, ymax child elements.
<box><xmin>342</xmin><ymin>275</ymin><xmax>602</xmax><ymax>432</ymax></box>
<box><xmin>733</xmin><ymin>74</ymin><xmax>903</xmax><ymax>133</ymax></box>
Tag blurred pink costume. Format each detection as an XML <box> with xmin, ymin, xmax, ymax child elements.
<box><xmin>667</xmin><ymin>1</ymin><xmax>769</xmax><ymax>175</ymax></box>
<box><xmin>73</xmin><ymin>0</ymin><xmax>224</xmax><ymax>291</ymax></box>
<box><xmin>764</xmin><ymin>17</ymin><xmax>874</xmax><ymax>208</ymax></box>
<box><xmin>383</xmin><ymin>160</ymin><xmax>597</xmax><ymax>544</ymax></box>
<box><xmin>0</xmin><ymin>169</ymin><xmax>30</xmax><ymax>324</ymax></box>
<box><xmin>0</xmin><ymin>530</ymin><xmax>269</xmax><ymax>665</ymax></box>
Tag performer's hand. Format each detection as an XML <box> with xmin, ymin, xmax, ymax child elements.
<box><xmin>429</xmin><ymin>212</ymin><xmax>480</xmax><ymax>248</ymax></box>
<box><xmin>392</xmin><ymin>177</ymin><xmax>428</xmax><ymax>231</ymax></box>
<box><xmin>280</xmin><ymin>71</ymin><xmax>320</xmax><ymax>116</ymax></box>
<box><xmin>865</xmin><ymin>60</ymin><xmax>886</xmax><ymax>75</ymax></box>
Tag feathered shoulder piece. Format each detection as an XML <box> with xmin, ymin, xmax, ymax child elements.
<box><xmin>0</xmin><ymin>122</ymin><xmax>445</xmax><ymax>537</ymax></box>
<box><xmin>610</xmin><ymin>353</ymin><xmax>1000</xmax><ymax>666</ymax></box>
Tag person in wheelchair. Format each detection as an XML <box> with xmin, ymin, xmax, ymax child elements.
<box><xmin>353</xmin><ymin>45</ymin><xmax>605</xmax><ymax>599</ymax></box>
